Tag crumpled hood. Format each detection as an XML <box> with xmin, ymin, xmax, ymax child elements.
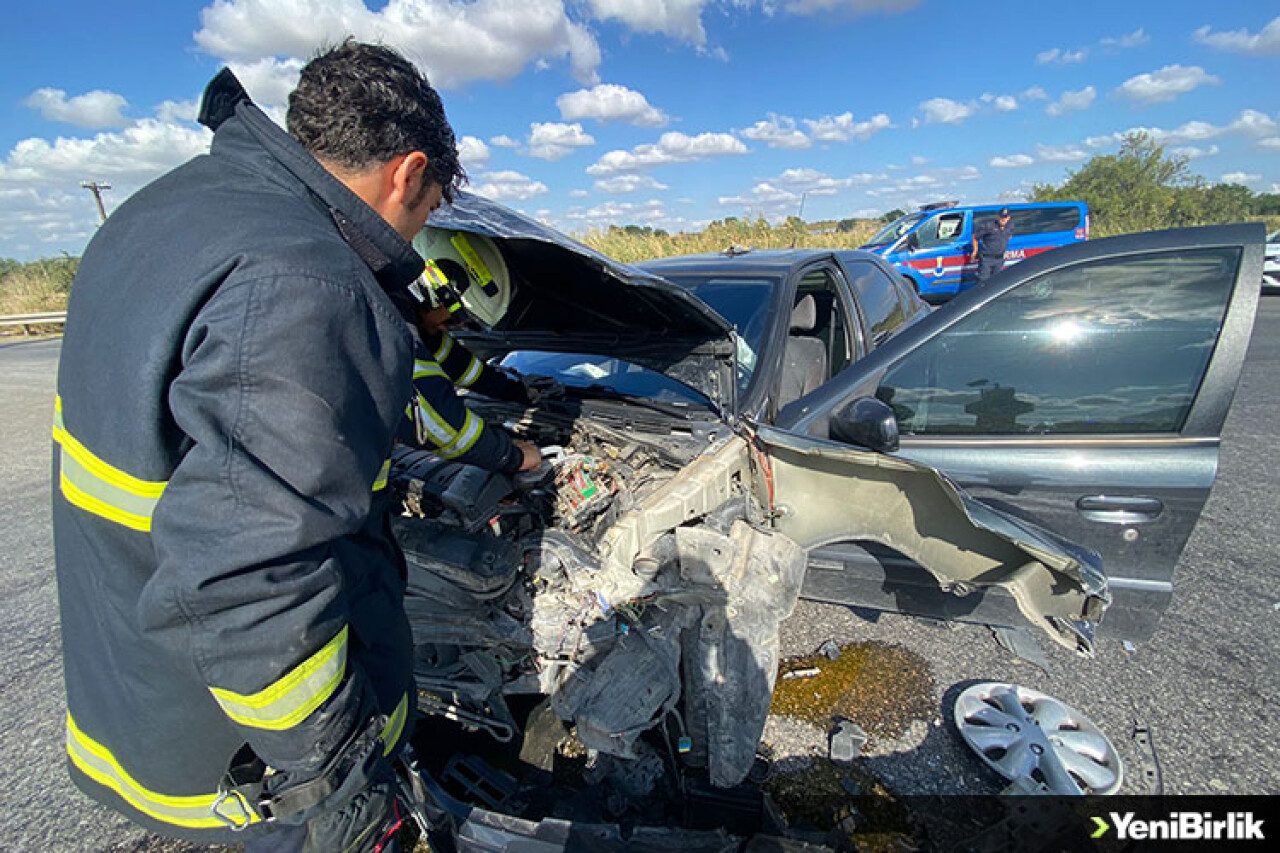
<box><xmin>425</xmin><ymin>192</ymin><xmax>737</xmax><ymax>412</ymax></box>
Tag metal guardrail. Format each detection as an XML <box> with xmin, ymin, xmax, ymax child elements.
<box><xmin>0</xmin><ymin>311</ymin><xmax>67</xmax><ymax>335</ymax></box>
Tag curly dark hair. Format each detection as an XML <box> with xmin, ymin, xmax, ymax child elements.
<box><xmin>288</xmin><ymin>39</ymin><xmax>466</xmax><ymax>201</ymax></box>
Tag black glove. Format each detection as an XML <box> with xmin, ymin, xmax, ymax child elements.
<box><xmin>522</xmin><ymin>374</ymin><xmax>565</xmax><ymax>404</ymax></box>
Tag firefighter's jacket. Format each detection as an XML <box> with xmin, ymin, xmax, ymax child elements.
<box><xmin>51</xmin><ymin>72</ymin><xmax>421</xmax><ymax>844</ymax></box>
<box><xmin>403</xmin><ymin>331</ymin><xmax>528</xmax><ymax>472</ymax></box>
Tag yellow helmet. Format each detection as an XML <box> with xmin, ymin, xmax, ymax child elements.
<box><xmin>410</xmin><ymin>227</ymin><xmax>513</xmax><ymax>328</ymax></box>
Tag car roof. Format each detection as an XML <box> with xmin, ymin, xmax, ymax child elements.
<box><xmin>638</xmin><ymin>248</ymin><xmax>885</xmax><ymax>276</ymax></box>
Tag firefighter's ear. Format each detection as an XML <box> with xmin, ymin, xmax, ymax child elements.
<box><xmin>391</xmin><ymin>152</ymin><xmax>430</xmax><ymax>207</ymax></box>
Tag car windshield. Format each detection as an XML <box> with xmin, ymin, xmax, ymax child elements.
<box><xmin>499</xmin><ymin>351</ymin><xmax>713</xmax><ymax>407</ymax></box>
<box><xmin>865</xmin><ymin>213</ymin><xmax>924</xmax><ymax>248</ymax></box>
<box><xmin>661</xmin><ymin>274</ymin><xmax>780</xmax><ymax>396</ymax></box>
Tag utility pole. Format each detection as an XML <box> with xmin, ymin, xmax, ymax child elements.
<box><xmin>797</xmin><ymin>191</ymin><xmax>808</xmax><ymax>221</ymax></box>
<box><xmin>81</xmin><ymin>181</ymin><xmax>111</xmax><ymax>224</ymax></box>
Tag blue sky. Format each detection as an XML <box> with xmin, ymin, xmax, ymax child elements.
<box><xmin>1</xmin><ymin>0</ymin><xmax>1276</xmax><ymax>260</ymax></box>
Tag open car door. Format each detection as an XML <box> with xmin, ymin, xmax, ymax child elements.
<box><xmin>768</xmin><ymin>224</ymin><xmax>1264</xmax><ymax>646</ymax></box>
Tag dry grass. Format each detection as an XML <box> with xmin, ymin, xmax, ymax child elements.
<box><xmin>0</xmin><ymin>257</ymin><xmax>78</xmax><ymax>315</ymax></box>
<box><xmin>578</xmin><ymin>217</ymin><xmax>880</xmax><ymax>263</ymax></box>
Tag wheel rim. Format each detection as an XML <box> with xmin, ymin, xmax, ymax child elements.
<box><xmin>953</xmin><ymin>682</ymin><xmax>1124</xmax><ymax>795</ymax></box>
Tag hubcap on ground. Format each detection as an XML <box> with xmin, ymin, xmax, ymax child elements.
<box><xmin>953</xmin><ymin>682</ymin><xmax>1123</xmax><ymax>795</ymax></box>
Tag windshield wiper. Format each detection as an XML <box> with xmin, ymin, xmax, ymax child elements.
<box><xmin>564</xmin><ymin>383</ymin><xmax>711</xmax><ymax>418</ymax></box>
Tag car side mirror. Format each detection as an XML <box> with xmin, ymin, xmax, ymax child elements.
<box><xmin>906</xmin><ymin>232</ymin><xmax>920</xmax><ymax>252</ymax></box>
<box><xmin>830</xmin><ymin>396</ymin><xmax>899</xmax><ymax>453</ymax></box>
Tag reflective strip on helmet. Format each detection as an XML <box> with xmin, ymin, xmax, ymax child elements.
<box><xmin>423</xmin><ymin>260</ymin><xmax>449</xmax><ymax>287</ymax></box>
<box><xmin>209</xmin><ymin>626</ymin><xmax>348</xmax><ymax>731</ymax></box>
<box><xmin>451</xmin><ymin>233</ymin><xmax>493</xmax><ymax>290</ymax></box>
<box><xmin>433</xmin><ymin>333</ymin><xmax>454</xmax><ymax>362</ymax></box>
<box><xmin>66</xmin><ymin>714</ymin><xmax>257</xmax><ymax>829</ymax></box>
<box><xmin>457</xmin><ymin>356</ymin><xmax>483</xmax><ymax>389</ymax></box>
<box><xmin>52</xmin><ymin>397</ymin><xmax>167</xmax><ymax>532</ymax></box>
<box><xmin>412</xmin><ymin>393</ymin><xmax>457</xmax><ymax>447</ymax></box>
<box><xmin>380</xmin><ymin>693</ymin><xmax>409</xmax><ymax>756</ymax></box>
<box><xmin>372</xmin><ymin>458</ymin><xmax>391</xmax><ymax>492</ymax></box>
<box><xmin>437</xmin><ymin>411</ymin><xmax>483</xmax><ymax>460</ymax></box>
<box><xmin>413</xmin><ymin>359</ymin><xmax>448</xmax><ymax>381</ymax></box>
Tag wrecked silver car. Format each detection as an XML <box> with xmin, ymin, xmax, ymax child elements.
<box><xmin>389</xmin><ymin>195</ymin><xmax>1262</xmax><ymax>846</ymax></box>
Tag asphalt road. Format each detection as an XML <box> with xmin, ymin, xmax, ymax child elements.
<box><xmin>1</xmin><ymin>299</ymin><xmax>1276</xmax><ymax>849</ymax></box>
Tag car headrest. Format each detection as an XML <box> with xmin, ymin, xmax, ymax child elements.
<box><xmin>790</xmin><ymin>294</ymin><xmax>817</xmax><ymax>333</ymax></box>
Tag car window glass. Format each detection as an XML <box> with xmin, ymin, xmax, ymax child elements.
<box><xmin>974</xmin><ymin>206</ymin><xmax>1081</xmax><ymax>236</ymax></box>
<box><xmin>664</xmin><ymin>274</ymin><xmax>779</xmax><ymax>397</ymax></box>
<box><xmin>876</xmin><ymin>247</ymin><xmax>1240</xmax><ymax>435</ymax></box>
<box><xmin>916</xmin><ymin>213</ymin><xmax>965</xmax><ymax>250</ymax></box>
<box><xmin>846</xmin><ymin>261</ymin><xmax>908</xmax><ymax>347</ymax></box>
<box><xmin>796</xmin><ymin>268</ymin><xmax>854</xmax><ymax>376</ymax></box>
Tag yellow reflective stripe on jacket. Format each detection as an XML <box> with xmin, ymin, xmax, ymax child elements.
<box><xmin>433</xmin><ymin>333</ymin><xmax>454</xmax><ymax>362</ymax></box>
<box><xmin>456</xmin><ymin>356</ymin><xmax>483</xmax><ymax>389</ymax></box>
<box><xmin>380</xmin><ymin>692</ymin><xmax>409</xmax><ymax>756</ymax></box>
<box><xmin>413</xmin><ymin>359</ymin><xmax>448</xmax><ymax>381</ymax></box>
<box><xmin>209</xmin><ymin>626</ymin><xmax>348</xmax><ymax>731</ymax></box>
<box><xmin>52</xmin><ymin>397</ymin><xmax>167</xmax><ymax>532</ymax></box>
<box><xmin>413</xmin><ymin>393</ymin><xmax>457</xmax><ymax>447</ymax></box>
<box><xmin>437</xmin><ymin>410</ymin><xmax>483</xmax><ymax>460</ymax></box>
<box><xmin>372</xmin><ymin>458</ymin><xmax>391</xmax><ymax>492</ymax></box>
<box><xmin>67</xmin><ymin>714</ymin><xmax>257</xmax><ymax>829</ymax></box>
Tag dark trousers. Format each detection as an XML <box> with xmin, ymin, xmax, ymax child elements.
<box><xmin>977</xmin><ymin>255</ymin><xmax>1005</xmax><ymax>282</ymax></box>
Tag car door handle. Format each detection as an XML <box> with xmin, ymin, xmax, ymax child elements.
<box><xmin>1076</xmin><ymin>495</ymin><xmax>1164</xmax><ymax>524</ymax></box>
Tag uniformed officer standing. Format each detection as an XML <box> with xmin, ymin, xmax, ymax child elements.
<box><xmin>52</xmin><ymin>41</ymin><xmax>462</xmax><ymax>852</ymax></box>
<box><xmin>970</xmin><ymin>207</ymin><xmax>1015</xmax><ymax>282</ymax></box>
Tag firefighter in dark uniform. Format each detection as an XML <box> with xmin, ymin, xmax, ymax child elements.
<box><xmin>51</xmin><ymin>42</ymin><xmax>463</xmax><ymax>852</ymax></box>
<box><xmin>398</xmin><ymin>230</ymin><xmax>553</xmax><ymax>474</ymax></box>
<box><xmin>971</xmin><ymin>207</ymin><xmax>1015</xmax><ymax>282</ymax></box>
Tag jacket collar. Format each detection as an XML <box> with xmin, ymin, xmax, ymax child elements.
<box><xmin>199</xmin><ymin>69</ymin><xmax>425</xmax><ymax>292</ymax></box>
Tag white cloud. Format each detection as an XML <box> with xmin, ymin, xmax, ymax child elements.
<box><xmin>990</xmin><ymin>154</ymin><xmax>1034</xmax><ymax>168</ymax></box>
<box><xmin>458</xmin><ymin>136</ymin><xmax>490</xmax><ymax>168</ymax></box>
<box><xmin>1046</xmin><ymin>85</ymin><xmax>1097</xmax><ymax>117</ymax></box>
<box><xmin>979</xmin><ymin>94</ymin><xmax>1019</xmax><ymax>112</ymax></box>
<box><xmin>0</xmin><ymin>109</ymin><xmax>213</xmax><ymax>258</ymax></box>
<box><xmin>911</xmin><ymin>155</ymin><xmax>929</xmax><ymax>165</ymax></box>
<box><xmin>1220</xmin><ymin>171</ymin><xmax>1260</xmax><ymax>185</ymax></box>
<box><xmin>194</xmin><ymin>0</ymin><xmax>603</xmax><ymax>88</ymax></box>
<box><xmin>0</xmin><ymin>119</ymin><xmax>211</xmax><ymax>185</ymax></box>
<box><xmin>526</xmin><ymin>122</ymin><xmax>595</xmax><ymax>160</ymax></box>
<box><xmin>804</xmin><ymin>111</ymin><xmax>893</xmax><ymax>141</ymax></box>
<box><xmin>586</xmin><ymin>131</ymin><xmax>748</xmax><ymax>175</ymax></box>
<box><xmin>782</xmin><ymin>0</ymin><xmax>924</xmax><ymax>15</ymax></box>
<box><xmin>227</xmin><ymin>57</ymin><xmax>304</xmax><ymax>107</ymax></box>
<box><xmin>740</xmin><ymin>114</ymin><xmax>811</xmax><ymax>149</ymax></box>
<box><xmin>569</xmin><ymin>188</ymin><xmax>590</xmax><ymax>198</ymax></box>
<box><xmin>1101</xmin><ymin>27</ymin><xmax>1149</xmax><ymax>49</ymax></box>
<box><xmin>23</xmin><ymin>88</ymin><xmax>129</xmax><ymax>129</ymax></box>
<box><xmin>1169</xmin><ymin>144</ymin><xmax>1219</xmax><ymax>160</ymax></box>
<box><xmin>470</xmin><ymin>170</ymin><xmax>549</xmax><ymax>201</ymax></box>
<box><xmin>1116</xmin><ymin>64</ymin><xmax>1219</xmax><ymax>104</ymax></box>
<box><xmin>584</xmin><ymin>0</ymin><xmax>708</xmax><ymax>45</ymax></box>
<box><xmin>564</xmin><ymin>198</ymin><xmax>690</xmax><ymax>232</ymax></box>
<box><xmin>156</xmin><ymin>100</ymin><xmax>199</xmax><ymax>124</ymax></box>
<box><xmin>1035</xmin><ymin>143</ymin><xmax>1089</xmax><ymax>162</ymax></box>
<box><xmin>556</xmin><ymin>83</ymin><xmax>668</xmax><ymax>126</ymax></box>
<box><xmin>1193</xmin><ymin>17</ymin><xmax>1280</xmax><ymax>55</ymax></box>
<box><xmin>490</xmin><ymin>135</ymin><xmax>520</xmax><ymax>148</ymax></box>
<box><xmin>1022</xmin><ymin>86</ymin><xmax>1049</xmax><ymax>101</ymax></box>
<box><xmin>1260</xmin><ymin>137</ymin><xmax>1280</xmax><ymax>150</ymax></box>
<box><xmin>594</xmin><ymin>174</ymin><xmax>669</xmax><ymax>194</ymax></box>
<box><xmin>1036</xmin><ymin>47</ymin><xmax>1088</xmax><ymax>65</ymax></box>
<box><xmin>918</xmin><ymin>97</ymin><xmax>975</xmax><ymax>124</ymax></box>
<box><xmin>717</xmin><ymin>166</ymin><xmax>882</xmax><ymax>217</ymax></box>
